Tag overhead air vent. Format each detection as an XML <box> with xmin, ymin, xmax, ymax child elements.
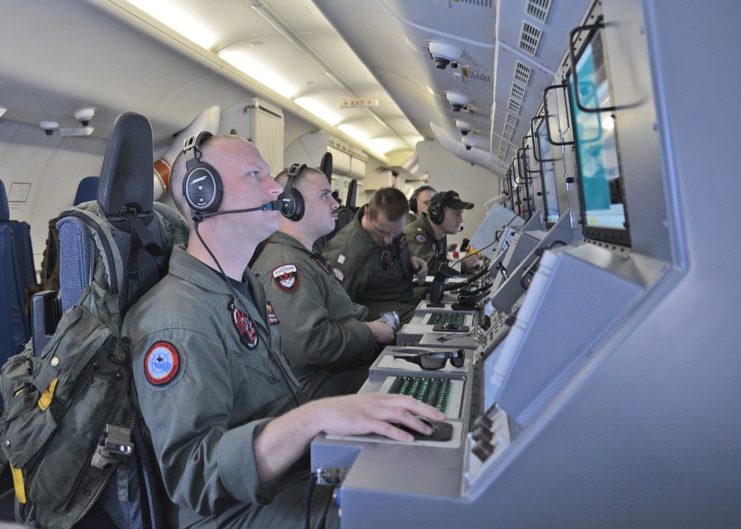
<box><xmin>525</xmin><ymin>0</ymin><xmax>552</xmax><ymax>23</ymax></box>
<box><xmin>456</xmin><ymin>0</ymin><xmax>493</xmax><ymax>8</ymax></box>
<box><xmin>508</xmin><ymin>99</ymin><xmax>522</xmax><ymax>113</ymax></box>
<box><xmin>518</xmin><ymin>21</ymin><xmax>542</xmax><ymax>56</ymax></box>
<box><xmin>503</xmin><ymin>123</ymin><xmax>516</xmax><ymax>141</ymax></box>
<box><xmin>510</xmin><ymin>83</ymin><xmax>526</xmax><ymax>102</ymax></box>
<box><xmin>505</xmin><ymin>113</ymin><xmax>519</xmax><ymax>127</ymax></box>
<box><xmin>514</xmin><ymin>61</ymin><xmax>532</xmax><ymax>86</ymax></box>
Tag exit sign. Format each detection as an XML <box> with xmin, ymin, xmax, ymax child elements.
<box><xmin>337</xmin><ymin>98</ymin><xmax>379</xmax><ymax>108</ymax></box>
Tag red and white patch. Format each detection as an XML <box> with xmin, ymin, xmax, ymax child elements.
<box><xmin>272</xmin><ymin>264</ymin><xmax>300</xmax><ymax>292</ymax></box>
<box><xmin>266</xmin><ymin>302</ymin><xmax>279</xmax><ymax>326</ymax></box>
<box><xmin>232</xmin><ymin>304</ymin><xmax>259</xmax><ymax>349</ymax></box>
<box><xmin>415</xmin><ymin>233</ymin><xmax>427</xmax><ymax>244</ymax></box>
<box><xmin>144</xmin><ymin>341</ymin><xmax>180</xmax><ymax>386</ymax></box>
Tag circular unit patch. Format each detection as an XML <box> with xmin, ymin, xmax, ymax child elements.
<box><xmin>415</xmin><ymin>233</ymin><xmax>427</xmax><ymax>243</ymax></box>
<box><xmin>144</xmin><ymin>341</ymin><xmax>180</xmax><ymax>386</ymax></box>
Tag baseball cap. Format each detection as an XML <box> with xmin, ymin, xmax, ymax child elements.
<box><xmin>434</xmin><ymin>190</ymin><xmax>474</xmax><ymax>210</ymax></box>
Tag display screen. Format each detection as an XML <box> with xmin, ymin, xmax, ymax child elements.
<box><xmin>536</xmin><ymin>119</ymin><xmax>560</xmax><ymax>223</ymax></box>
<box><xmin>568</xmin><ymin>28</ymin><xmax>630</xmax><ymax>244</ymax></box>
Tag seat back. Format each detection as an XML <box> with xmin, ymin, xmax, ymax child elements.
<box><xmin>54</xmin><ymin>112</ymin><xmax>186</xmax><ymax>529</ymax></box>
<box><xmin>73</xmin><ymin>176</ymin><xmax>99</xmax><ymax>206</ymax></box>
<box><xmin>0</xmin><ymin>180</ymin><xmax>35</xmax><ymax>366</ymax></box>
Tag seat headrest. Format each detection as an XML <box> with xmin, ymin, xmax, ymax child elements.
<box><xmin>0</xmin><ymin>180</ymin><xmax>9</xmax><ymax>221</ymax></box>
<box><xmin>74</xmin><ymin>176</ymin><xmax>99</xmax><ymax>206</ymax></box>
<box><xmin>97</xmin><ymin>112</ymin><xmax>154</xmax><ymax>217</ymax></box>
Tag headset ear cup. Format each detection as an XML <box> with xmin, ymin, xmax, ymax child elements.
<box><xmin>429</xmin><ymin>204</ymin><xmax>443</xmax><ymax>224</ymax></box>
<box><xmin>183</xmin><ymin>162</ymin><xmax>223</xmax><ymax>213</ymax></box>
<box><xmin>279</xmin><ymin>188</ymin><xmax>304</xmax><ymax>221</ymax></box>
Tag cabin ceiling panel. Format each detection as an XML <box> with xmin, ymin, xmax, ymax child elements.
<box><xmin>314</xmin><ymin>0</ymin><xmax>499</xmax><ymax>171</ymax></box>
<box><xmin>0</xmin><ymin>0</ymin><xmax>257</xmax><ymax>142</ymax></box>
<box><xmin>383</xmin><ymin>0</ymin><xmax>495</xmax><ymax>45</ymax></box>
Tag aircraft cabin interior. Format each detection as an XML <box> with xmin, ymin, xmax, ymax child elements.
<box><xmin>0</xmin><ymin>0</ymin><xmax>739</xmax><ymax>528</ymax></box>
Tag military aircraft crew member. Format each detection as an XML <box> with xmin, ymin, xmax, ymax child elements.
<box><xmin>322</xmin><ymin>187</ymin><xmax>428</xmax><ymax>322</ymax></box>
<box><xmin>407</xmin><ymin>184</ymin><xmax>436</xmax><ymax>223</ymax></box>
<box><xmin>122</xmin><ymin>134</ymin><xmax>443</xmax><ymax>529</ymax></box>
<box><xmin>404</xmin><ymin>190</ymin><xmax>478</xmax><ymax>275</ymax></box>
<box><xmin>252</xmin><ymin>164</ymin><xmax>395</xmax><ymax>402</ymax></box>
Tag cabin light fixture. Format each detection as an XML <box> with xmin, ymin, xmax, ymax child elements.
<box><xmin>218</xmin><ymin>49</ymin><xmax>298</xmax><ymax>99</ymax></box>
<box><xmin>428</xmin><ymin>41</ymin><xmax>462</xmax><ymax>70</ymax></box>
<box><xmin>73</xmin><ymin>107</ymin><xmax>95</xmax><ymax>127</ymax></box>
<box><xmin>39</xmin><ymin>121</ymin><xmax>59</xmax><ymax>136</ymax></box>
<box><xmin>295</xmin><ymin>97</ymin><xmax>342</xmax><ymax>126</ymax></box>
<box><xmin>0</xmin><ymin>107</ymin><xmax>6</xmax><ymax>119</ymax></box>
<box><xmin>124</xmin><ymin>0</ymin><xmax>218</xmax><ymax>49</ymax></box>
<box><xmin>446</xmin><ymin>91</ymin><xmax>469</xmax><ymax>112</ymax></box>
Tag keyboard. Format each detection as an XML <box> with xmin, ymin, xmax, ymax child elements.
<box><xmin>427</xmin><ymin>312</ymin><xmax>466</xmax><ymax>327</ymax></box>
<box><xmin>388</xmin><ymin>376</ymin><xmax>451</xmax><ymax>412</ymax></box>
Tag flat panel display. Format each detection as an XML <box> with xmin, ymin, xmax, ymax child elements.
<box><xmin>568</xmin><ymin>27</ymin><xmax>631</xmax><ymax>245</ymax></box>
<box><xmin>536</xmin><ymin>119</ymin><xmax>560</xmax><ymax>223</ymax></box>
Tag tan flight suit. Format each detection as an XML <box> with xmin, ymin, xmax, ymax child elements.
<box><xmin>122</xmin><ymin>245</ymin><xmax>337</xmax><ymax>529</ymax></box>
<box><xmin>252</xmin><ymin>231</ymin><xmax>376</xmax><ymax>401</ymax></box>
<box><xmin>322</xmin><ymin>206</ymin><xmax>418</xmax><ymax>322</ymax></box>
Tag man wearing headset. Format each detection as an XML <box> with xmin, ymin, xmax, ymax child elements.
<box><xmin>407</xmin><ymin>184</ymin><xmax>436</xmax><ymax>223</ymax></box>
<box><xmin>252</xmin><ymin>164</ymin><xmax>395</xmax><ymax>402</ymax></box>
<box><xmin>122</xmin><ymin>134</ymin><xmax>443</xmax><ymax>529</ymax></box>
<box><xmin>322</xmin><ymin>187</ymin><xmax>428</xmax><ymax>323</ymax></box>
<box><xmin>404</xmin><ymin>190</ymin><xmax>479</xmax><ymax>275</ymax></box>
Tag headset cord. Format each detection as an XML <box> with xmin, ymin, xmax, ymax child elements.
<box><xmin>304</xmin><ymin>471</ymin><xmax>318</xmax><ymax>529</ymax></box>
<box><xmin>194</xmin><ymin>222</ymin><xmax>301</xmax><ymax>407</ymax></box>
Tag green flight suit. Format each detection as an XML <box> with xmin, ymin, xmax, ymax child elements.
<box><xmin>123</xmin><ymin>245</ymin><xmax>337</xmax><ymax>529</ymax></box>
<box><xmin>252</xmin><ymin>231</ymin><xmax>376</xmax><ymax>401</ymax></box>
<box><xmin>404</xmin><ymin>213</ymin><xmax>448</xmax><ymax>275</ymax></box>
<box><xmin>322</xmin><ymin>206</ymin><xmax>418</xmax><ymax>322</ymax></box>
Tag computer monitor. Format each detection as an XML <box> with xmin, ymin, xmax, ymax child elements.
<box><xmin>535</xmin><ymin>119</ymin><xmax>561</xmax><ymax>224</ymax></box>
<box><xmin>469</xmin><ymin>203</ymin><xmax>523</xmax><ymax>261</ymax></box>
<box><xmin>568</xmin><ymin>25</ymin><xmax>631</xmax><ymax>246</ymax></box>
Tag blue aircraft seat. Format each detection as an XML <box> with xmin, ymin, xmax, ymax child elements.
<box><xmin>73</xmin><ymin>175</ymin><xmax>99</xmax><ymax>205</ymax></box>
<box><xmin>0</xmin><ymin>180</ymin><xmax>35</xmax><ymax>365</ymax></box>
<box><xmin>54</xmin><ymin>112</ymin><xmax>173</xmax><ymax>529</ymax></box>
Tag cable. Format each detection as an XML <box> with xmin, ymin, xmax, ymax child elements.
<box><xmin>304</xmin><ymin>471</ymin><xmax>318</xmax><ymax>529</ymax></box>
<box><xmin>194</xmin><ymin>223</ymin><xmax>300</xmax><ymax>408</ymax></box>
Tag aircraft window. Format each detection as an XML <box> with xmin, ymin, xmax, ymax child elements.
<box><xmin>568</xmin><ymin>26</ymin><xmax>630</xmax><ymax>245</ymax></box>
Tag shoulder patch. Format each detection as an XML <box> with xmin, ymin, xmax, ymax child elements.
<box><xmin>266</xmin><ymin>302</ymin><xmax>279</xmax><ymax>326</ymax></box>
<box><xmin>338</xmin><ymin>254</ymin><xmax>346</xmax><ymax>265</ymax></box>
<box><xmin>144</xmin><ymin>341</ymin><xmax>180</xmax><ymax>386</ymax></box>
<box><xmin>332</xmin><ymin>268</ymin><xmax>344</xmax><ymax>282</ymax></box>
<box><xmin>415</xmin><ymin>233</ymin><xmax>427</xmax><ymax>243</ymax></box>
<box><xmin>379</xmin><ymin>247</ymin><xmax>395</xmax><ymax>270</ymax></box>
<box><xmin>397</xmin><ymin>233</ymin><xmax>408</xmax><ymax>250</ymax></box>
<box><xmin>272</xmin><ymin>264</ymin><xmax>300</xmax><ymax>292</ymax></box>
<box><xmin>231</xmin><ymin>303</ymin><xmax>259</xmax><ymax>349</ymax></box>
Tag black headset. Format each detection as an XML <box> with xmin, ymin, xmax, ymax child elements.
<box><xmin>182</xmin><ymin>132</ymin><xmax>222</xmax><ymax>218</ymax></box>
<box><xmin>427</xmin><ymin>191</ymin><xmax>447</xmax><ymax>224</ymax></box>
<box><xmin>278</xmin><ymin>163</ymin><xmax>306</xmax><ymax>221</ymax></box>
<box><xmin>409</xmin><ymin>185</ymin><xmax>436</xmax><ymax>214</ymax></box>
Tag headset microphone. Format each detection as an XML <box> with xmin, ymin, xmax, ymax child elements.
<box><xmin>191</xmin><ymin>200</ymin><xmax>282</xmax><ymax>223</ymax></box>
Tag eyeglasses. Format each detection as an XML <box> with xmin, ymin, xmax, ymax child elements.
<box><xmin>393</xmin><ymin>349</ymin><xmax>465</xmax><ymax>370</ymax></box>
